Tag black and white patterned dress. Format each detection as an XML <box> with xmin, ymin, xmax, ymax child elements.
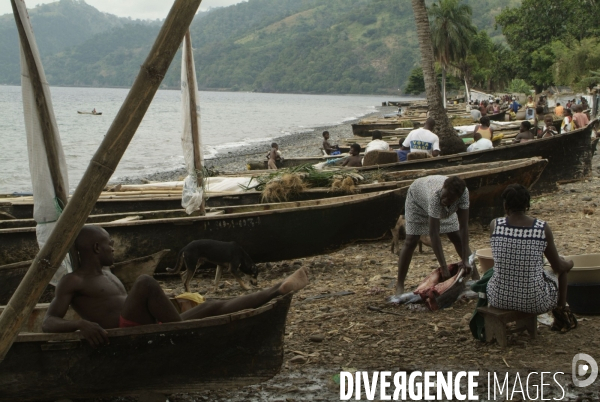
<box><xmin>487</xmin><ymin>217</ymin><xmax>558</xmax><ymax>314</ymax></box>
<box><xmin>404</xmin><ymin>175</ymin><xmax>469</xmax><ymax>236</ymax></box>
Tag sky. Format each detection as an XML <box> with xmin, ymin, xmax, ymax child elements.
<box><xmin>0</xmin><ymin>0</ymin><xmax>246</xmax><ymax>20</ymax></box>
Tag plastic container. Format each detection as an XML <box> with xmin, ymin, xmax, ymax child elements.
<box><xmin>475</xmin><ymin>248</ymin><xmax>494</xmax><ymax>273</ymax></box>
<box><xmin>563</xmin><ymin>254</ymin><xmax>600</xmax><ymax>315</ymax></box>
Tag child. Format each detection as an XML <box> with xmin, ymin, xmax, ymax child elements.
<box><xmin>267</xmin><ymin>143</ymin><xmax>280</xmax><ymax>170</ymax></box>
<box><xmin>540</xmin><ymin>115</ymin><xmax>558</xmax><ymax>138</ymax></box>
<box><xmin>322</xmin><ymin>131</ymin><xmax>340</xmax><ymax>155</ymax></box>
<box><xmin>342</xmin><ymin>143</ymin><xmax>362</xmax><ymax>167</ymax></box>
<box><xmin>514</xmin><ymin>121</ymin><xmax>535</xmax><ymax>143</ymax></box>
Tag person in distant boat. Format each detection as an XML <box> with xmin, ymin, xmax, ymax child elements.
<box><xmin>479</xmin><ymin>101</ymin><xmax>488</xmax><ymax>117</ymax></box>
<box><xmin>364</xmin><ymin>131</ymin><xmax>390</xmax><ymax>155</ymax></box>
<box><xmin>42</xmin><ymin>226</ymin><xmax>310</xmax><ymax>347</ymax></box>
<box><xmin>473</xmin><ymin>116</ymin><xmax>493</xmax><ymax>140</ymax></box>
<box><xmin>467</xmin><ymin>132</ymin><xmax>493</xmax><ymax>152</ymax></box>
<box><xmin>514</xmin><ymin>121</ymin><xmax>535</xmax><ymax>143</ymax></box>
<box><xmin>492</xmin><ymin>100</ymin><xmax>501</xmax><ymax>114</ymax></box>
<box><xmin>554</xmin><ymin>102</ymin><xmax>564</xmax><ymax>117</ymax></box>
<box><xmin>540</xmin><ymin>115</ymin><xmax>558</xmax><ymax>138</ymax></box>
<box><xmin>342</xmin><ymin>143</ymin><xmax>362</xmax><ymax>167</ymax></box>
<box><xmin>562</xmin><ymin>108</ymin><xmax>576</xmax><ymax>133</ymax></box>
<box><xmin>322</xmin><ymin>131</ymin><xmax>340</xmax><ymax>156</ymax></box>
<box><xmin>572</xmin><ymin>104</ymin><xmax>589</xmax><ymax>129</ymax></box>
<box><xmin>394</xmin><ymin>176</ymin><xmax>476</xmax><ymax>296</ymax></box>
<box><xmin>92</xmin><ymin>108</ymin><xmax>97</xmax><ymax>115</ymax></box>
<box><xmin>402</xmin><ymin>117</ymin><xmax>440</xmax><ymax>157</ymax></box>
<box><xmin>267</xmin><ymin>142</ymin><xmax>281</xmax><ymax>169</ymax></box>
<box><xmin>395</xmin><ymin>139</ymin><xmax>410</xmax><ymax>162</ymax></box>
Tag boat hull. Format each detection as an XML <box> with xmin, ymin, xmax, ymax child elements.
<box><xmin>0</xmin><ymin>190</ymin><xmax>404</xmax><ymax>270</ymax></box>
<box><xmin>359</xmin><ymin>122</ymin><xmax>597</xmax><ymax>194</ymax></box>
<box><xmin>0</xmin><ymin>294</ymin><xmax>291</xmax><ymax>401</ymax></box>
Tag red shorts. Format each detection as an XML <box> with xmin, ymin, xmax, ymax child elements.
<box><xmin>119</xmin><ymin>316</ymin><xmax>141</xmax><ymax>328</ymax></box>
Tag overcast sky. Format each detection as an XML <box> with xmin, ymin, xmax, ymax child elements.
<box><xmin>0</xmin><ymin>0</ymin><xmax>246</xmax><ymax>20</ymax></box>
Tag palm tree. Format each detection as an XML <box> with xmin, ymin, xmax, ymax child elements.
<box><xmin>429</xmin><ymin>0</ymin><xmax>477</xmax><ymax>108</ymax></box>
<box><xmin>411</xmin><ymin>0</ymin><xmax>465</xmax><ymax>154</ymax></box>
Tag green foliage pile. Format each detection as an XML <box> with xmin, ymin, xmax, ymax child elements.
<box><xmin>0</xmin><ymin>0</ymin><xmax>523</xmax><ymax>94</ymax></box>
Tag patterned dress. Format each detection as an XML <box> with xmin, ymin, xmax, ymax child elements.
<box><xmin>487</xmin><ymin>217</ymin><xmax>558</xmax><ymax>314</ymax></box>
<box><xmin>404</xmin><ymin>175</ymin><xmax>469</xmax><ymax>236</ymax></box>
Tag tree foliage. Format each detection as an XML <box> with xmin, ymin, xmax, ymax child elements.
<box><xmin>552</xmin><ymin>38</ymin><xmax>600</xmax><ymax>91</ymax></box>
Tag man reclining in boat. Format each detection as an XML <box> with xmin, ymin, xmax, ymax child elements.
<box><xmin>43</xmin><ymin>225</ymin><xmax>309</xmax><ymax>347</ymax></box>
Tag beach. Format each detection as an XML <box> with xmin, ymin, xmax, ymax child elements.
<box><xmin>113</xmin><ymin>106</ymin><xmax>399</xmax><ymax>184</ymax></box>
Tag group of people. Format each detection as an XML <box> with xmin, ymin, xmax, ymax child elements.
<box><xmin>395</xmin><ymin>175</ymin><xmax>577</xmax><ymax>333</ymax></box>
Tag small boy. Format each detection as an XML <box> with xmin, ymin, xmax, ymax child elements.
<box><xmin>322</xmin><ymin>131</ymin><xmax>340</xmax><ymax>155</ymax></box>
<box><xmin>268</xmin><ymin>143</ymin><xmax>280</xmax><ymax>170</ymax></box>
<box><xmin>540</xmin><ymin>115</ymin><xmax>558</xmax><ymax>138</ymax></box>
<box><xmin>342</xmin><ymin>143</ymin><xmax>362</xmax><ymax>167</ymax></box>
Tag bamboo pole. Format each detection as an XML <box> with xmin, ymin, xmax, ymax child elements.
<box><xmin>0</xmin><ymin>0</ymin><xmax>203</xmax><ymax>362</ymax></box>
<box><xmin>183</xmin><ymin>30</ymin><xmax>206</xmax><ymax>215</ymax></box>
<box><xmin>11</xmin><ymin>0</ymin><xmax>79</xmax><ymax>270</ymax></box>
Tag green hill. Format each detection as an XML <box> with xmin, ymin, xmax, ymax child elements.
<box><xmin>0</xmin><ymin>0</ymin><xmax>519</xmax><ymax>93</ymax></box>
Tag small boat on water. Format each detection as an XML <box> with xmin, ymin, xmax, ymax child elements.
<box><xmin>0</xmin><ymin>159</ymin><xmax>546</xmax><ymax>271</ymax></box>
<box><xmin>0</xmin><ymin>250</ymin><xmax>170</xmax><ymax>305</ymax></box>
<box><xmin>0</xmin><ymin>293</ymin><xmax>292</xmax><ymax>401</ymax></box>
<box><xmin>77</xmin><ymin>111</ymin><xmax>102</xmax><ymax>115</ymax></box>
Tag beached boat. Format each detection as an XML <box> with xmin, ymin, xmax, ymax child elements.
<box><xmin>0</xmin><ymin>250</ymin><xmax>170</xmax><ymax>305</ymax></box>
<box><xmin>0</xmin><ymin>189</ymin><xmax>404</xmax><ymax>270</ymax></box>
<box><xmin>77</xmin><ymin>111</ymin><xmax>102</xmax><ymax>115</ymax></box>
<box><xmin>246</xmin><ymin>155</ymin><xmax>347</xmax><ymax>170</ymax></box>
<box><xmin>0</xmin><ymin>159</ymin><xmax>546</xmax><ymax>270</ymax></box>
<box><xmin>358</xmin><ymin>121</ymin><xmax>598</xmax><ymax>194</ymax></box>
<box><xmin>0</xmin><ymin>293</ymin><xmax>292</xmax><ymax>401</ymax></box>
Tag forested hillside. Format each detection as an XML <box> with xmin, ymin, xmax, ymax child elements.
<box><xmin>0</xmin><ymin>0</ymin><xmax>518</xmax><ymax>93</ymax></box>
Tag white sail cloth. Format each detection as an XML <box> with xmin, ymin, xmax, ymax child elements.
<box><xmin>16</xmin><ymin>0</ymin><xmax>72</xmax><ymax>285</ymax></box>
<box><xmin>180</xmin><ymin>34</ymin><xmax>204</xmax><ymax>214</ymax></box>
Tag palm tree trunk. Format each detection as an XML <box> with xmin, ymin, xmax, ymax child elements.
<box><xmin>464</xmin><ymin>76</ymin><xmax>470</xmax><ymax>103</ymax></box>
<box><xmin>411</xmin><ymin>0</ymin><xmax>465</xmax><ymax>154</ymax></box>
<box><xmin>442</xmin><ymin>66</ymin><xmax>447</xmax><ymax>109</ymax></box>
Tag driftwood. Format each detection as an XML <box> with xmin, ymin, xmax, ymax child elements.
<box><xmin>0</xmin><ymin>0</ymin><xmax>203</xmax><ymax>362</ymax></box>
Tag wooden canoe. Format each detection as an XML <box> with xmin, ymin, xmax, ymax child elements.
<box><xmin>77</xmin><ymin>111</ymin><xmax>102</xmax><ymax>115</ymax></box>
<box><xmin>0</xmin><ymin>293</ymin><xmax>292</xmax><ymax>401</ymax></box>
<box><xmin>0</xmin><ymin>189</ymin><xmax>404</xmax><ymax>270</ymax></box>
<box><xmin>246</xmin><ymin>155</ymin><xmax>347</xmax><ymax>170</ymax></box>
<box><xmin>0</xmin><ymin>158</ymin><xmax>543</xmax><ymax>228</ymax></box>
<box><xmin>357</xmin><ymin>121</ymin><xmax>598</xmax><ymax>194</ymax></box>
<box><xmin>0</xmin><ymin>250</ymin><xmax>170</xmax><ymax>305</ymax></box>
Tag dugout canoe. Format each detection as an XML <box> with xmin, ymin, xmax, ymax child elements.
<box><xmin>77</xmin><ymin>111</ymin><xmax>102</xmax><ymax>115</ymax></box>
<box><xmin>0</xmin><ymin>189</ymin><xmax>404</xmax><ymax>270</ymax></box>
<box><xmin>0</xmin><ymin>159</ymin><xmax>546</xmax><ymax>270</ymax></box>
<box><xmin>0</xmin><ymin>293</ymin><xmax>292</xmax><ymax>401</ymax></box>
<box><xmin>358</xmin><ymin>121</ymin><xmax>598</xmax><ymax>194</ymax></box>
<box><xmin>0</xmin><ymin>159</ymin><xmax>542</xmax><ymax>227</ymax></box>
<box><xmin>0</xmin><ymin>250</ymin><xmax>170</xmax><ymax>305</ymax></box>
<box><xmin>246</xmin><ymin>155</ymin><xmax>348</xmax><ymax>170</ymax></box>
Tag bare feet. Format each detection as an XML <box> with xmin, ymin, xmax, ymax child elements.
<box><xmin>394</xmin><ymin>283</ymin><xmax>405</xmax><ymax>297</ymax></box>
<box><xmin>278</xmin><ymin>267</ymin><xmax>309</xmax><ymax>294</ymax></box>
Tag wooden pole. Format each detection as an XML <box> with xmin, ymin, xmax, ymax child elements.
<box><xmin>0</xmin><ymin>0</ymin><xmax>203</xmax><ymax>362</ymax></box>
<box><xmin>11</xmin><ymin>0</ymin><xmax>79</xmax><ymax>270</ymax></box>
<box><xmin>184</xmin><ymin>30</ymin><xmax>205</xmax><ymax>214</ymax></box>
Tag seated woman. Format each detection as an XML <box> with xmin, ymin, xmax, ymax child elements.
<box><xmin>487</xmin><ymin>184</ymin><xmax>576</xmax><ymax>332</ymax></box>
<box><xmin>473</xmin><ymin>116</ymin><xmax>493</xmax><ymax>140</ymax></box>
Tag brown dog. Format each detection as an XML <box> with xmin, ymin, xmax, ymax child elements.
<box><xmin>390</xmin><ymin>215</ymin><xmax>432</xmax><ymax>255</ymax></box>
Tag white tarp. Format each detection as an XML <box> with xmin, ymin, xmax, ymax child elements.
<box><xmin>180</xmin><ymin>33</ymin><xmax>204</xmax><ymax>214</ymax></box>
<box><xmin>16</xmin><ymin>0</ymin><xmax>72</xmax><ymax>285</ymax></box>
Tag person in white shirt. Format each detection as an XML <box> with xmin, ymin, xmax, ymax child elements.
<box><xmin>466</xmin><ymin>132</ymin><xmax>494</xmax><ymax>152</ymax></box>
<box><xmin>402</xmin><ymin>118</ymin><xmax>441</xmax><ymax>157</ymax></box>
<box><xmin>364</xmin><ymin>131</ymin><xmax>390</xmax><ymax>154</ymax></box>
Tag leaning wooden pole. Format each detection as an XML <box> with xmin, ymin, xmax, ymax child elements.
<box><xmin>0</xmin><ymin>0</ymin><xmax>203</xmax><ymax>362</ymax></box>
<box><xmin>11</xmin><ymin>0</ymin><xmax>79</xmax><ymax>270</ymax></box>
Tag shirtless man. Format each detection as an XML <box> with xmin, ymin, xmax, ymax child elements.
<box><xmin>322</xmin><ymin>131</ymin><xmax>340</xmax><ymax>155</ymax></box>
<box><xmin>43</xmin><ymin>226</ymin><xmax>309</xmax><ymax>346</ymax></box>
<box><xmin>268</xmin><ymin>142</ymin><xmax>280</xmax><ymax>169</ymax></box>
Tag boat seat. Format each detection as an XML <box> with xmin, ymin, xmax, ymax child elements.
<box><xmin>362</xmin><ymin>150</ymin><xmax>399</xmax><ymax>167</ymax></box>
<box><xmin>477</xmin><ymin>306</ymin><xmax>537</xmax><ymax>348</ymax></box>
<box><xmin>110</xmin><ymin>215</ymin><xmax>142</xmax><ymax>223</ymax></box>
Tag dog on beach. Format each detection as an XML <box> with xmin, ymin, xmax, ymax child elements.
<box><xmin>167</xmin><ymin>240</ymin><xmax>258</xmax><ymax>292</ymax></box>
<box><xmin>390</xmin><ymin>215</ymin><xmax>432</xmax><ymax>255</ymax></box>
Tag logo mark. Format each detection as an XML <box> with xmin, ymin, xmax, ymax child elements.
<box><xmin>572</xmin><ymin>353</ymin><xmax>598</xmax><ymax>387</ymax></box>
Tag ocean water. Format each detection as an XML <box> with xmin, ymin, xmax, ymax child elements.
<box><xmin>0</xmin><ymin>85</ymin><xmax>411</xmax><ymax>193</ymax></box>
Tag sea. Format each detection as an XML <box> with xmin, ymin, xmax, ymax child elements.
<box><xmin>0</xmin><ymin>85</ymin><xmax>412</xmax><ymax>193</ymax></box>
